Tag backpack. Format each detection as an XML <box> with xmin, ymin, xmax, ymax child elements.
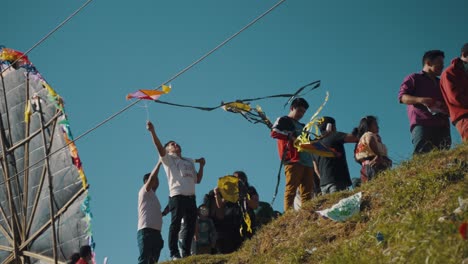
<box><xmin>254</xmin><ymin>201</ymin><xmax>275</xmax><ymax>227</ymax></box>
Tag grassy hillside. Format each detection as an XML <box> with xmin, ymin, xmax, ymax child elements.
<box><xmin>169</xmin><ymin>143</ymin><xmax>468</xmax><ymax>264</ymax></box>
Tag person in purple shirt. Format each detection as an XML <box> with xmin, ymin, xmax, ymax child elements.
<box><xmin>398</xmin><ymin>50</ymin><xmax>451</xmax><ymax>154</ymax></box>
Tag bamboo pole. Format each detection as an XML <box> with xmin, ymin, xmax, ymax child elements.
<box><xmin>37</xmin><ymin>99</ymin><xmax>58</xmax><ymax>264</ymax></box>
<box><xmin>0</xmin><ymin>68</ymin><xmax>13</xmax><ymax>148</ymax></box>
<box><xmin>24</xmin><ymin>115</ymin><xmax>58</xmax><ymax>238</ymax></box>
<box><xmin>22</xmin><ymin>251</ymin><xmax>66</xmax><ymax>264</ymax></box>
<box><xmin>22</xmin><ymin>73</ymin><xmax>31</xmax><ymax>242</ymax></box>
<box><xmin>0</xmin><ymin>201</ymin><xmax>13</xmax><ymax>235</ymax></box>
<box><xmin>0</xmin><ymin>107</ymin><xmax>20</xmax><ymax>262</ymax></box>
<box><xmin>24</xmin><ymin>165</ymin><xmax>47</xmax><ymax>238</ymax></box>
<box><xmin>0</xmin><ymin>223</ymin><xmax>13</xmax><ymax>245</ymax></box>
<box><xmin>19</xmin><ymin>186</ymin><xmax>86</xmax><ymax>251</ymax></box>
<box><xmin>7</xmin><ymin>112</ymin><xmax>60</xmax><ymax>153</ymax></box>
<box><xmin>0</xmin><ymin>252</ymin><xmax>14</xmax><ymax>264</ymax></box>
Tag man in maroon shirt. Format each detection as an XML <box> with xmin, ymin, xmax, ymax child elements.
<box><xmin>440</xmin><ymin>43</ymin><xmax>468</xmax><ymax>141</ymax></box>
<box><xmin>398</xmin><ymin>50</ymin><xmax>451</xmax><ymax>154</ymax></box>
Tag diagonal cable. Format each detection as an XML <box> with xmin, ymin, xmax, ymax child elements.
<box><xmin>0</xmin><ymin>0</ymin><xmax>287</xmax><ymax>187</ymax></box>
<box><xmin>0</xmin><ymin>0</ymin><xmax>95</xmax><ymax>75</ymax></box>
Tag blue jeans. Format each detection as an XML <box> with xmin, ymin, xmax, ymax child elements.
<box><xmin>137</xmin><ymin>228</ymin><xmax>163</xmax><ymax>264</ymax></box>
<box><xmin>411</xmin><ymin>125</ymin><xmax>451</xmax><ymax>155</ymax></box>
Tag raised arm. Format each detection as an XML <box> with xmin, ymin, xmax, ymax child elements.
<box><xmin>144</xmin><ymin>160</ymin><xmax>162</xmax><ymax>192</ymax></box>
<box><xmin>146</xmin><ymin>121</ymin><xmax>166</xmax><ymax>157</ymax></box>
<box><xmin>344</xmin><ymin>133</ymin><xmax>359</xmax><ymax>143</ymax></box>
<box><xmin>194</xmin><ymin>157</ymin><xmax>205</xmax><ymax>184</ymax></box>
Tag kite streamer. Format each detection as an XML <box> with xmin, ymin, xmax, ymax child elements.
<box><xmin>150</xmin><ymin>81</ymin><xmax>320</xmax><ymax>129</ymax></box>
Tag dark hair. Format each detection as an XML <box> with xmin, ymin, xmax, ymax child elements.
<box><xmin>79</xmin><ymin>245</ymin><xmax>92</xmax><ymax>258</ymax></box>
<box><xmin>317</xmin><ymin>116</ymin><xmax>336</xmax><ymax>133</ymax></box>
<box><xmin>290</xmin><ymin>98</ymin><xmax>309</xmax><ymax>110</ymax></box>
<box><xmin>422</xmin><ymin>50</ymin><xmax>444</xmax><ymax>66</ymax></box>
<box><xmin>352</xmin><ymin>116</ymin><xmax>378</xmax><ymax>139</ymax></box>
<box><xmin>164</xmin><ymin>140</ymin><xmax>182</xmax><ymax>153</ymax></box>
<box><xmin>143</xmin><ymin>173</ymin><xmax>151</xmax><ymax>184</ymax></box>
<box><xmin>352</xmin><ymin>115</ymin><xmax>378</xmax><ymax>164</ymax></box>
<box><xmin>68</xmin><ymin>253</ymin><xmax>80</xmax><ymax>264</ymax></box>
<box><xmin>462</xmin><ymin>43</ymin><xmax>468</xmax><ymax>56</ymax></box>
<box><xmin>164</xmin><ymin>140</ymin><xmax>176</xmax><ymax>148</ymax></box>
<box><xmin>233</xmin><ymin>171</ymin><xmax>249</xmax><ymax>187</ymax></box>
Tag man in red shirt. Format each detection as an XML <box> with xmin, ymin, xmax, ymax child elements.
<box><xmin>271</xmin><ymin>98</ymin><xmax>317</xmax><ymax>211</ymax></box>
<box><xmin>440</xmin><ymin>43</ymin><xmax>468</xmax><ymax>141</ymax></box>
<box><xmin>75</xmin><ymin>245</ymin><xmax>92</xmax><ymax>264</ymax></box>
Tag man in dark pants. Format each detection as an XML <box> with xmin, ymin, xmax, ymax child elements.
<box><xmin>398</xmin><ymin>50</ymin><xmax>451</xmax><ymax>154</ymax></box>
<box><xmin>147</xmin><ymin>121</ymin><xmax>205</xmax><ymax>260</ymax></box>
<box><xmin>137</xmin><ymin>162</ymin><xmax>164</xmax><ymax>264</ymax></box>
<box><xmin>313</xmin><ymin>117</ymin><xmax>358</xmax><ymax>194</ymax></box>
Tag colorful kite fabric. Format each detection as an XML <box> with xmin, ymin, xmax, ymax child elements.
<box><xmin>296</xmin><ymin>140</ymin><xmax>338</xmax><ymax>158</ymax></box>
<box><xmin>0</xmin><ymin>47</ymin><xmax>31</xmax><ymax>66</ymax></box>
<box><xmin>216</xmin><ymin>175</ymin><xmax>253</xmax><ymax>236</ymax></box>
<box><xmin>222</xmin><ymin>101</ymin><xmax>252</xmax><ymax>113</ymax></box>
<box><xmin>294</xmin><ymin>91</ymin><xmax>338</xmax><ymax>157</ymax></box>
<box><xmin>217</xmin><ymin>175</ymin><xmax>239</xmax><ymax>203</ymax></box>
<box><xmin>126</xmin><ymin>85</ymin><xmax>171</xmax><ymax>100</ymax></box>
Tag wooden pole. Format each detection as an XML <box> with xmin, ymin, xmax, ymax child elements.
<box><xmin>19</xmin><ymin>186</ymin><xmax>86</xmax><ymax>251</ymax></box>
<box><xmin>37</xmin><ymin>98</ymin><xmax>58</xmax><ymax>264</ymax></box>
<box><xmin>22</xmin><ymin>73</ymin><xmax>31</xmax><ymax>242</ymax></box>
<box><xmin>0</xmin><ymin>108</ymin><xmax>20</xmax><ymax>261</ymax></box>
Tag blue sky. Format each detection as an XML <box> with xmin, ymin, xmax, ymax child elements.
<box><xmin>2</xmin><ymin>0</ymin><xmax>467</xmax><ymax>262</ymax></box>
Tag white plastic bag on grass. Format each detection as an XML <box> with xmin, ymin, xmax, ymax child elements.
<box><xmin>317</xmin><ymin>192</ymin><xmax>362</xmax><ymax>222</ymax></box>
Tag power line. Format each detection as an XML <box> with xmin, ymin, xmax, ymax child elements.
<box><xmin>0</xmin><ymin>0</ymin><xmax>95</xmax><ymax>75</ymax></box>
<box><xmin>0</xmin><ymin>0</ymin><xmax>287</xmax><ymax>187</ymax></box>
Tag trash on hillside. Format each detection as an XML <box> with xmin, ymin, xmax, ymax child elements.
<box><xmin>305</xmin><ymin>247</ymin><xmax>317</xmax><ymax>255</ymax></box>
<box><xmin>438</xmin><ymin>197</ymin><xmax>467</xmax><ymax>222</ymax></box>
<box><xmin>376</xmin><ymin>232</ymin><xmax>384</xmax><ymax>243</ymax></box>
<box><xmin>460</xmin><ymin>222</ymin><xmax>467</xmax><ymax>240</ymax></box>
<box><xmin>454</xmin><ymin>197</ymin><xmax>467</xmax><ymax>215</ymax></box>
<box><xmin>316</xmin><ymin>192</ymin><xmax>362</xmax><ymax>222</ymax></box>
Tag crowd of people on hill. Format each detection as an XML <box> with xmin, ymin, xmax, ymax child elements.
<box><xmin>131</xmin><ymin>43</ymin><xmax>467</xmax><ymax>263</ymax></box>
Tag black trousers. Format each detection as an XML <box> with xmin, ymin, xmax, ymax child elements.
<box><xmin>168</xmin><ymin>195</ymin><xmax>197</xmax><ymax>258</ymax></box>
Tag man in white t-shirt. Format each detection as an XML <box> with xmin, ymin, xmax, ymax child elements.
<box><xmin>147</xmin><ymin>121</ymin><xmax>206</xmax><ymax>259</ymax></box>
<box><xmin>137</xmin><ymin>161</ymin><xmax>164</xmax><ymax>264</ymax></box>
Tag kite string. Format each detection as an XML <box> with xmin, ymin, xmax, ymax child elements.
<box><xmin>135</xmin><ymin>101</ymin><xmax>150</xmax><ymax>121</ymax></box>
<box><xmin>0</xmin><ymin>0</ymin><xmax>95</xmax><ymax>75</ymax></box>
<box><xmin>0</xmin><ymin>0</ymin><xmax>287</xmax><ymax>187</ymax></box>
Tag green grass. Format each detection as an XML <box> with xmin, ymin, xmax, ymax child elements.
<box><xmin>166</xmin><ymin>143</ymin><xmax>468</xmax><ymax>264</ymax></box>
